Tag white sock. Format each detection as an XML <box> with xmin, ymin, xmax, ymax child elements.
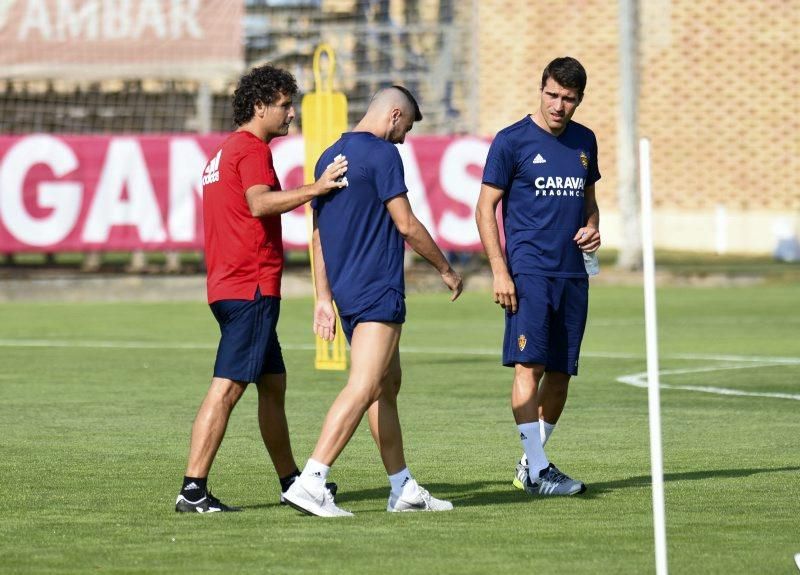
<box><xmin>540</xmin><ymin>419</ymin><xmax>556</xmax><ymax>446</ymax></box>
<box><xmin>299</xmin><ymin>458</ymin><xmax>330</xmax><ymax>490</ymax></box>
<box><xmin>389</xmin><ymin>467</ymin><xmax>419</xmax><ymax>498</ymax></box>
<box><xmin>518</xmin><ymin>422</ymin><xmax>549</xmax><ymax>480</ymax></box>
<box><xmin>520</xmin><ymin>420</ymin><xmax>557</xmax><ymax>465</ymax></box>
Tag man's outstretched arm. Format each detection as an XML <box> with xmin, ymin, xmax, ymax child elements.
<box><xmin>245</xmin><ymin>155</ymin><xmax>348</xmax><ymax>217</ymax></box>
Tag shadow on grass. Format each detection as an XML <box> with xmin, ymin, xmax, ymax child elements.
<box><xmin>239</xmin><ymin>502</ymin><xmax>283</xmax><ymax>510</ymax></box>
<box><xmin>241</xmin><ymin>465</ymin><xmax>800</xmax><ymax>510</ymax></box>
<box><xmin>587</xmin><ymin>465</ymin><xmax>800</xmax><ymax>495</ymax></box>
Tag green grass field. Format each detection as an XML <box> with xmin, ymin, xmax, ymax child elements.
<box><xmin>1</xmin><ymin>285</ymin><xmax>798</xmax><ymax>574</ymax></box>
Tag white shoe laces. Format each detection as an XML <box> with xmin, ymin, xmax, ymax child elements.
<box><xmin>417</xmin><ymin>488</ymin><xmax>433</xmax><ymax>508</ymax></box>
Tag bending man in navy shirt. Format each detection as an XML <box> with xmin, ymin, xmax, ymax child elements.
<box><xmin>283</xmin><ymin>86</ymin><xmax>463</xmax><ymax>517</ymax></box>
<box><xmin>476</xmin><ymin>57</ymin><xmax>601</xmax><ymax>497</ymax></box>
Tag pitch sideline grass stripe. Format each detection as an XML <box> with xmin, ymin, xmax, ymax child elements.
<box><xmin>0</xmin><ymin>339</ymin><xmax>799</xmax><ymax>365</ymax></box>
<box><xmin>4</xmin><ymin>338</ymin><xmax>796</xmax><ymax>402</ymax></box>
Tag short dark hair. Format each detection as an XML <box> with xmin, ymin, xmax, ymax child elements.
<box><xmin>540</xmin><ymin>57</ymin><xmax>587</xmax><ymax>100</ymax></box>
<box><xmin>391</xmin><ymin>85</ymin><xmax>423</xmax><ymax>121</ymax></box>
<box><xmin>232</xmin><ymin>64</ymin><xmax>298</xmax><ymax>126</ymax></box>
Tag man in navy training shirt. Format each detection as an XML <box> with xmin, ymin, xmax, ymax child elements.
<box><xmin>476</xmin><ymin>57</ymin><xmax>601</xmax><ymax>497</ymax></box>
<box><xmin>283</xmin><ymin>86</ymin><xmax>463</xmax><ymax>517</ymax></box>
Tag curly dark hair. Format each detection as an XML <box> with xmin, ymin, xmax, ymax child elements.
<box><xmin>232</xmin><ymin>64</ymin><xmax>298</xmax><ymax>127</ymax></box>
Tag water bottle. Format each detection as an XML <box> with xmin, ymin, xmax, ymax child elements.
<box><xmin>583</xmin><ymin>251</ymin><xmax>600</xmax><ymax>276</ymax></box>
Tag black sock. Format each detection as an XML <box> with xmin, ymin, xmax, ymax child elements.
<box><xmin>279</xmin><ymin>469</ymin><xmax>301</xmax><ymax>493</ymax></box>
<box><xmin>181</xmin><ymin>476</ymin><xmax>207</xmax><ymax>500</ymax></box>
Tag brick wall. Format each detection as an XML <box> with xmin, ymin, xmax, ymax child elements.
<box><xmin>476</xmin><ymin>0</ymin><xmax>800</xmax><ymax>250</ymax></box>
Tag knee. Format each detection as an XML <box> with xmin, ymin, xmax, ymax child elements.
<box><xmin>514</xmin><ymin>364</ymin><xmax>544</xmax><ymax>387</ymax></box>
<box><xmin>207</xmin><ymin>378</ymin><xmax>246</xmax><ymax>411</ymax></box>
<box><xmin>366</xmin><ymin>382</ymin><xmax>385</xmax><ymax>405</ymax></box>
<box><xmin>383</xmin><ymin>366</ymin><xmax>402</xmax><ymax>397</ymax></box>
<box><xmin>546</xmin><ymin>372</ymin><xmax>571</xmax><ymax>391</ymax></box>
<box><xmin>257</xmin><ymin>373</ymin><xmax>287</xmax><ymax>401</ymax></box>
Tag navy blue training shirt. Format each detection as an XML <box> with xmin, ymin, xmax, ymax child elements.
<box><xmin>482</xmin><ymin>116</ymin><xmax>601</xmax><ymax>278</ymax></box>
<box><xmin>312</xmin><ymin>132</ymin><xmax>407</xmax><ymax>315</ymax></box>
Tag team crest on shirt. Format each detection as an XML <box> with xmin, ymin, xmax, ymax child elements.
<box><xmin>518</xmin><ymin>335</ymin><xmax>527</xmax><ymax>351</ymax></box>
<box><xmin>579</xmin><ymin>150</ymin><xmax>589</xmax><ymax>170</ymax></box>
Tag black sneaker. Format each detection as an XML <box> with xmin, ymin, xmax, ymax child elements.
<box><xmin>175</xmin><ymin>491</ymin><xmax>241</xmax><ymax>513</ymax></box>
<box><xmin>280</xmin><ymin>478</ymin><xmax>338</xmax><ymax>505</ymax></box>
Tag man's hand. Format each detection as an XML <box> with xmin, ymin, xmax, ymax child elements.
<box><xmin>441</xmin><ymin>268</ymin><xmax>463</xmax><ymax>301</ymax></box>
<box><xmin>314</xmin><ymin>154</ymin><xmax>349</xmax><ymax>196</ymax></box>
<box><xmin>313</xmin><ymin>299</ymin><xmax>337</xmax><ymax>341</ymax></box>
<box><xmin>493</xmin><ymin>270</ymin><xmax>517</xmax><ymax>314</ymax></box>
<box><xmin>574</xmin><ymin>226</ymin><xmax>601</xmax><ymax>253</ymax></box>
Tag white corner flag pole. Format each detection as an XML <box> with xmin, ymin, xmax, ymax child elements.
<box><xmin>639</xmin><ymin>137</ymin><xmax>668</xmax><ymax>575</ymax></box>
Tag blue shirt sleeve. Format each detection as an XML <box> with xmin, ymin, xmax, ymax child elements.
<box><xmin>374</xmin><ymin>143</ymin><xmax>407</xmax><ymax>203</ymax></box>
<box><xmin>481</xmin><ymin>132</ymin><xmax>513</xmax><ymax>190</ymax></box>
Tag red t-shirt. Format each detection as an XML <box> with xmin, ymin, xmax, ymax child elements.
<box><xmin>202</xmin><ymin>131</ymin><xmax>284</xmax><ymax>303</ymax></box>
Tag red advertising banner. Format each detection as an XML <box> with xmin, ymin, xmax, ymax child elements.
<box><xmin>0</xmin><ymin>134</ymin><xmax>491</xmax><ymax>252</ymax></box>
<box><xmin>0</xmin><ymin>0</ymin><xmax>243</xmax><ymax>80</ymax></box>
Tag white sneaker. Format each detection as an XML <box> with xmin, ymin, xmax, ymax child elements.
<box><xmin>282</xmin><ymin>481</ymin><xmax>353</xmax><ymax>517</ymax></box>
<box><xmin>387</xmin><ymin>487</ymin><xmax>454</xmax><ymax>512</ymax></box>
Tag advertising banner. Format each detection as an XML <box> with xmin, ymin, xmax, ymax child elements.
<box><xmin>0</xmin><ymin>133</ymin><xmax>491</xmax><ymax>252</ymax></box>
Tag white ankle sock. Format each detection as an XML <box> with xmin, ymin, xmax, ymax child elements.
<box><xmin>518</xmin><ymin>422</ymin><xmax>549</xmax><ymax>479</ymax></box>
<box><xmin>520</xmin><ymin>420</ymin><xmax>557</xmax><ymax>465</ymax></box>
<box><xmin>299</xmin><ymin>458</ymin><xmax>330</xmax><ymax>490</ymax></box>
<box><xmin>388</xmin><ymin>467</ymin><xmax>419</xmax><ymax>497</ymax></box>
<box><xmin>540</xmin><ymin>419</ymin><xmax>556</xmax><ymax>446</ymax></box>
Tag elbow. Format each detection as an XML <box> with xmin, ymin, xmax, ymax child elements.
<box><xmin>475</xmin><ymin>204</ymin><xmax>489</xmax><ymax>227</ymax></box>
<box><xmin>247</xmin><ymin>201</ymin><xmax>262</xmax><ymax>218</ymax></box>
<box><xmin>394</xmin><ymin>218</ymin><xmax>413</xmax><ymax>238</ymax></box>
<box><xmin>249</xmin><ymin>204</ymin><xmax>274</xmax><ymax>218</ymax></box>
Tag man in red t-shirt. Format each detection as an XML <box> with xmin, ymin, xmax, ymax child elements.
<box><xmin>175</xmin><ymin>64</ymin><xmax>348</xmax><ymax>513</ymax></box>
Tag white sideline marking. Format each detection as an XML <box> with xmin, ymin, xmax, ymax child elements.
<box><xmin>0</xmin><ymin>339</ymin><xmax>635</xmax><ymax>357</ymax></box>
<box><xmin>617</xmin><ymin>363</ymin><xmax>800</xmax><ymax>401</ymax></box>
<box><xmin>0</xmin><ymin>338</ymin><xmax>219</xmax><ymax>350</ymax></box>
<box><xmin>1</xmin><ymin>338</ymin><xmax>797</xmax><ymax>364</ymax></box>
<box><xmin>0</xmin><ymin>338</ymin><xmax>797</xmax><ymax>401</ymax></box>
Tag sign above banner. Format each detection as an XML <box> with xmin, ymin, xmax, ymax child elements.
<box><xmin>0</xmin><ymin>0</ymin><xmax>244</xmax><ymax>80</ymax></box>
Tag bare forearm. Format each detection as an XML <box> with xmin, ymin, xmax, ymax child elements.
<box><xmin>312</xmin><ymin>227</ymin><xmax>333</xmax><ymax>301</ymax></box>
<box><xmin>584</xmin><ymin>184</ymin><xmax>600</xmax><ymax>230</ymax></box>
<box><xmin>403</xmin><ymin>219</ymin><xmax>451</xmax><ymax>274</ymax></box>
<box><xmin>585</xmin><ymin>200</ymin><xmax>599</xmax><ymax>230</ymax></box>
<box><xmin>476</xmin><ymin>205</ymin><xmax>509</xmax><ymax>277</ymax></box>
<box><xmin>252</xmin><ymin>184</ymin><xmax>320</xmax><ymax>217</ymax></box>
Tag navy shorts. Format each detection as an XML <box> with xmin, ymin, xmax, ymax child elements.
<box><xmin>502</xmin><ymin>275</ymin><xmax>589</xmax><ymax>375</ymax></box>
<box><xmin>339</xmin><ymin>289</ymin><xmax>406</xmax><ymax>343</ymax></box>
<box><xmin>209</xmin><ymin>289</ymin><xmax>285</xmax><ymax>383</ymax></box>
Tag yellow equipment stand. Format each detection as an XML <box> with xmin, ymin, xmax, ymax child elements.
<box><xmin>303</xmin><ymin>44</ymin><xmax>348</xmax><ymax>371</ymax></box>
